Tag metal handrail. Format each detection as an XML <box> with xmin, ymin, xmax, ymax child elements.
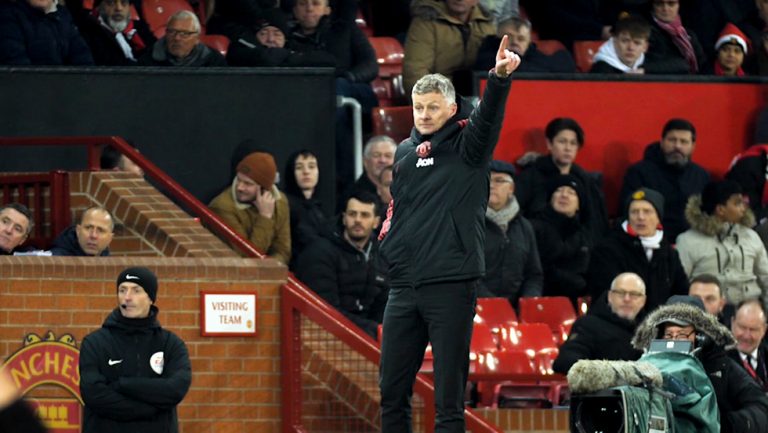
<box><xmin>0</xmin><ymin>136</ymin><xmax>262</xmax><ymax>258</ymax></box>
<box><xmin>280</xmin><ymin>275</ymin><xmax>503</xmax><ymax>433</ymax></box>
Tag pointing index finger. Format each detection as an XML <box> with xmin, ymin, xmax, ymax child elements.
<box><xmin>497</xmin><ymin>34</ymin><xmax>508</xmax><ymax>60</ymax></box>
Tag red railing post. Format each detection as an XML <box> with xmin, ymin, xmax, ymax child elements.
<box><xmin>50</xmin><ymin>170</ymin><xmax>71</xmax><ymax>237</ymax></box>
<box><xmin>281</xmin><ymin>284</ymin><xmax>304</xmax><ymax>433</ymax></box>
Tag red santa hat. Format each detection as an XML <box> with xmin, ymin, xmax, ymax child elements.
<box><xmin>714</xmin><ymin>23</ymin><xmax>749</xmax><ymax>55</ymax></box>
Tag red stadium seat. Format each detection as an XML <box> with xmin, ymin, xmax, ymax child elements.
<box><xmin>372</xmin><ymin>106</ymin><xmax>412</xmax><ymax>141</ymax></box>
<box><xmin>476</xmin><ymin>298</ymin><xmax>519</xmax><ymax>334</ymax></box>
<box><xmin>200</xmin><ymin>35</ymin><xmax>229</xmax><ymax>57</ymax></box>
<box><xmin>142</xmin><ymin>0</ymin><xmax>196</xmax><ymax>38</ymax></box>
<box><xmin>476</xmin><ymin>351</ymin><xmax>554</xmax><ymax>408</ymax></box>
<box><xmin>519</xmin><ymin>296</ymin><xmax>577</xmax><ymax>345</ymax></box>
<box><xmin>369</xmin><ymin>37</ymin><xmax>404</xmax><ymax>78</ymax></box>
<box><xmin>572</xmin><ymin>40</ymin><xmax>603</xmax><ymax>72</ymax></box>
<box><xmin>535</xmin><ymin>39</ymin><xmax>567</xmax><ymax>56</ymax></box>
<box><xmin>498</xmin><ymin>322</ymin><xmax>559</xmax><ymax>374</ymax></box>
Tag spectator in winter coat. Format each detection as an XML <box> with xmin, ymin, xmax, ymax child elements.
<box><xmin>588</xmin><ymin>188</ymin><xmax>688</xmax><ymax>312</ymax></box>
<box><xmin>479</xmin><ymin>160</ymin><xmax>543</xmax><ymax>308</ymax></box>
<box><xmin>475</xmin><ymin>17</ymin><xmax>576</xmax><ymax>73</ymax></box>
<box><xmin>590</xmin><ymin>15</ymin><xmax>650</xmax><ymax>74</ymax></box>
<box><xmin>139</xmin><ymin>11</ymin><xmax>226</xmax><ymax>66</ymax></box>
<box><xmin>728</xmin><ymin>299</ymin><xmax>768</xmax><ymax>392</ymax></box>
<box><xmin>553</xmin><ymin>272</ymin><xmax>647</xmax><ymax>374</ymax></box>
<box><xmin>645</xmin><ymin>0</ymin><xmax>706</xmax><ymax>74</ymax></box>
<box><xmin>50</xmin><ymin>207</ymin><xmax>114</xmax><ymax>257</ymax></box>
<box><xmin>516</xmin><ymin>117</ymin><xmax>609</xmax><ymax>241</ymax></box>
<box><xmin>69</xmin><ymin>0</ymin><xmax>155</xmax><ymax>66</ymax></box>
<box><xmin>619</xmin><ymin>118</ymin><xmax>709</xmax><ymax>242</ymax></box>
<box><xmin>676</xmin><ymin>180</ymin><xmax>768</xmax><ymax>309</ymax></box>
<box><xmin>0</xmin><ymin>0</ymin><xmax>94</xmax><ymax>65</ymax></box>
<box><xmin>295</xmin><ymin>191</ymin><xmax>387</xmax><ymax>338</ymax></box>
<box><xmin>282</xmin><ymin>149</ymin><xmax>328</xmax><ymax>270</ymax></box>
<box><xmin>209</xmin><ymin>150</ymin><xmax>291</xmax><ymax>264</ymax></box>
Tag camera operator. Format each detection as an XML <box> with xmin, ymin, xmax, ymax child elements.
<box><xmin>632</xmin><ymin>296</ymin><xmax>768</xmax><ymax>432</ymax></box>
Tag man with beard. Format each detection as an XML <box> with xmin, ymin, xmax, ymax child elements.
<box><xmin>619</xmin><ymin>118</ymin><xmax>709</xmax><ymax>241</ymax></box>
<box><xmin>70</xmin><ymin>0</ymin><xmax>155</xmax><ymax>65</ymax></box>
<box><xmin>139</xmin><ymin>11</ymin><xmax>226</xmax><ymax>66</ymax></box>
<box><xmin>210</xmin><ymin>151</ymin><xmax>291</xmax><ymax>264</ymax></box>
<box><xmin>295</xmin><ymin>191</ymin><xmax>388</xmax><ymax>338</ymax></box>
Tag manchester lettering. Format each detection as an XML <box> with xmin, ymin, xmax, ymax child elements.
<box><xmin>3</xmin><ymin>341</ymin><xmax>82</xmax><ymax>402</ymax></box>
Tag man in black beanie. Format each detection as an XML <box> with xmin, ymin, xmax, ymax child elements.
<box><xmin>79</xmin><ymin>266</ymin><xmax>191</xmax><ymax>433</ymax></box>
<box><xmin>677</xmin><ymin>180</ymin><xmax>768</xmax><ymax>308</ymax></box>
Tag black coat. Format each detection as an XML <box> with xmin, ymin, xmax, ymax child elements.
<box><xmin>531</xmin><ymin>207</ymin><xmax>591</xmax><ymax>301</ymax></box>
<box><xmin>701</xmin><ymin>347</ymin><xmax>768</xmax><ymax>433</ymax></box>
<box><xmin>474</xmin><ymin>38</ymin><xmax>576</xmax><ymax>73</ymax></box>
<box><xmin>226</xmin><ymin>34</ymin><xmax>336</xmax><ymax>67</ymax></box>
<box><xmin>0</xmin><ymin>1</ymin><xmax>94</xmax><ymax>65</ymax></box>
<box><xmin>285</xmin><ymin>192</ymin><xmax>329</xmax><ymax>270</ymax></box>
<box><xmin>50</xmin><ymin>226</ymin><xmax>110</xmax><ymax>257</ymax></box>
<box><xmin>588</xmin><ymin>226</ymin><xmax>688</xmax><ymax>312</ymax></box>
<box><xmin>289</xmin><ymin>15</ymin><xmax>379</xmax><ymax>83</ymax></box>
<box><xmin>516</xmin><ymin>155</ymin><xmax>609</xmax><ymax>242</ymax></box>
<box><xmin>74</xmin><ymin>15</ymin><xmax>155</xmax><ymax>66</ymax></box>
<box><xmin>79</xmin><ymin>307</ymin><xmax>191</xmax><ymax>433</ymax></box>
<box><xmin>380</xmin><ymin>73</ymin><xmax>511</xmax><ymax>286</ymax></box>
<box><xmin>619</xmin><ymin>142</ymin><xmax>710</xmax><ymax>241</ymax></box>
<box><xmin>726</xmin><ymin>146</ymin><xmax>768</xmax><ymax>222</ymax></box>
<box><xmin>480</xmin><ymin>210</ymin><xmax>543</xmax><ymax>305</ymax></box>
<box><xmin>295</xmin><ymin>223</ymin><xmax>388</xmax><ymax>338</ymax></box>
<box><xmin>552</xmin><ymin>292</ymin><xmax>643</xmax><ymax>374</ymax></box>
<box><xmin>645</xmin><ymin>18</ymin><xmax>706</xmax><ymax>74</ymax></box>
<box><xmin>138</xmin><ymin>40</ymin><xmax>227</xmax><ymax>66</ymax></box>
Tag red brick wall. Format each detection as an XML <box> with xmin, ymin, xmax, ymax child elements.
<box><xmin>0</xmin><ymin>256</ymin><xmax>287</xmax><ymax>433</ymax></box>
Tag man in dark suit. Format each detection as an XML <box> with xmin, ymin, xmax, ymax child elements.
<box><xmin>729</xmin><ymin>299</ymin><xmax>768</xmax><ymax>392</ymax></box>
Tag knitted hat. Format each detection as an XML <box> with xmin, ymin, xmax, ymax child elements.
<box><xmin>547</xmin><ymin>174</ymin><xmax>585</xmax><ymax>205</ymax></box>
<box><xmin>700</xmin><ymin>180</ymin><xmax>742</xmax><ymax>215</ymax></box>
<box><xmin>116</xmin><ymin>267</ymin><xmax>158</xmax><ymax>302</ymax></box>
<box><xmin>715</xmin><ymin>23</ymin><xmax>749</xmax><ymax>55</ymax></box>
<box><xmin>255</xmin><ymin>9</ymin><xmax>289</xmax><ymax>37</ymax></box>
<box><xmin>625</xmin><ymin>188</ymin><xmax>664</xmax><ymax>220</ymax></box>
<box><xmin>489</xmin><ymin>160</ymin><xmax>516</xmax><ymax>180</ymax></box>
<box><xmin>237</xmin><ymin>151</ymin><xmax>277</xmax><ymax>190</ymax></box>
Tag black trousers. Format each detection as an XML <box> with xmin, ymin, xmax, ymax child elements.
<box><xmin>379</xmin><ymin>279</ymin><xmax>477</xmax><ymax>433</ymax></box>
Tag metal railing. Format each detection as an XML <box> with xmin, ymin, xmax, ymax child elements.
<box><xmin>0</xmin><ymin>136</ymin><xmax>262</xmax><ymax>258</ymax></box>
<box><xmin>281</xmin><ymin>277</ymin><xmax>504</xmax><ymax>433</ymax></box>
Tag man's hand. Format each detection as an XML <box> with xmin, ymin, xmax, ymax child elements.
<box><xmin>254</xmin><ymin>189</ymin><xmax>276</xmax><ymax>219</ymax></box>
<box><xmin>495</xmin><ymin>35</ymin><xmax>521</xmax><ymax>78</ymax></box>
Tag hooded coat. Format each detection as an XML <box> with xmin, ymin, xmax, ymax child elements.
<box><xmin>676</xmin><ymin>195</ymin><xmax>768</xmax><ymax>308</ymax></box>
<box><xmin>619</xmin><ymin>142</ymin><xmax>710</xmax><ymax>242</ymax></box>
<box><xmin>50</xmin><ymin>225</ymin><xmax>110</xmax><ymax>257</ymax></box>
<box><xmin>632</xmin><ymin>303</ymin><xmax>768</xmax><ymax>433</ymax></box>
<box><xmin>553</xmin><ymin>292</ymin><xmax>644</xmax><ymax>374</ymax></box>
<box><xmin>209</xmin><ymin>179</ymin><xmax>291</xmax><ymax>264</ymax></box>
<box><xmin>79</xmin><ymin>307</ymin><xmax>191</xmax><ymax>433</ymax></box>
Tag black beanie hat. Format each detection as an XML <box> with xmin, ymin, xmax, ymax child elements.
<box><xmin>255</xmin><ymin>9</ymin><xmax>289</xmax><ymax>37</ymax></box>
<box><xmin>700</xmin><ymin>180</ymin><xmax>743</xmax><ymax>215</ymax></box>
<box><xmin>547</xmin><ymin>174</ymin><xmax>585</xmax><ymax>205</ymax></box>
<box><xmin>626</xmin><ymin>188</ymin><xmax>665</xmax><ymax>220</ymax></box>
<box><xmin>117</xmin><ymin>267</ymin><xmax>158</xmax><ymax>302</ymax></box>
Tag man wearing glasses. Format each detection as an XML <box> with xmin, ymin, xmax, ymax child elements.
<box><xmin>633</xmin><ymin>296</ymin><xmax>768</xmax><ymax>431</ymax></box>
<box><xmin>139</xmin><ymin>10</ymin><xmax>225</xmax><ymax>66</ymax></box>
<box><xmin>553</xmin><ymin>273</ymin><xmax>647</xmax><ymax>374</ymax></box>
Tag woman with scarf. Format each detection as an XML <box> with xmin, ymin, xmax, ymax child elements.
<box><xmin>282</xmin><ymin>149</ymin><xmax>329</xmax><ymax>270</ymax></box>
<box><xmin>530</xmin><ymin>174</ymin><xmax>592</xmax><ymax>308</ymax></box>
<box><xmin>645</xmin><ymin>0</ymin><xmax>706</xmax><ymax>74</ymax></box>
<box><xmin>588</xmin><ymin>187</ymin><xmax>688</xmax><ymax>312</ymax></box>
<box><xmin>479</xmin><ymin>160</ymin><xmax>543</xmax><ymax>309</ymax></box>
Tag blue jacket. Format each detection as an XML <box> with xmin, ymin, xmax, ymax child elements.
<box><xmin>0</xmin><ymin>1</ymin><xmax>93</xmax><ymax>65</ymax></box>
